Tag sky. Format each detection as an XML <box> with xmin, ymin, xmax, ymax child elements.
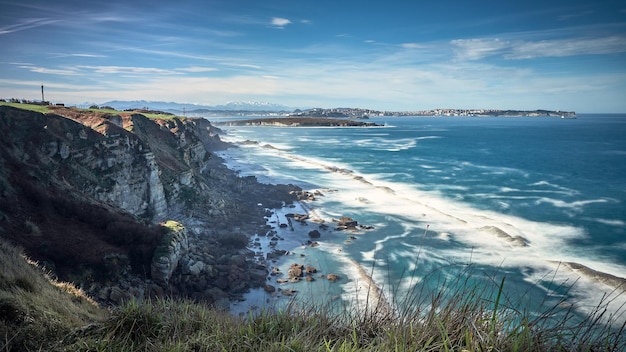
<box><xmin>1</xmin><ymin>0</ymin><xmax>625</xmax><ymax>113</ymax></box>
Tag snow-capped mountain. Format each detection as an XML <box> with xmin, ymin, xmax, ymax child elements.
<box><xmin>100</xmin><ymin>100</ymin><xmax>293</xmax><ymax>112</ymax></box>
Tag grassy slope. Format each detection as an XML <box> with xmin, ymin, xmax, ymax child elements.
<box><xmin>0</xmin><ymin>239</ymin><xmax>107</xmax><ymax>351</ymax></box>
<box><xmin>0</xmin><ymin>102</ymin><xmax>179</xmax><ymax>119</ymax></box>
<box><xmin>2</xmin><ymin>235</ymin><xmax>624</xmax><ymax>351</ymax></box>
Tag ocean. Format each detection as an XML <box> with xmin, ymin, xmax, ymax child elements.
<box><xmin>215</xmin><ymin>114</ymin><xmax>626</xmax><ymax>324</ymax></box>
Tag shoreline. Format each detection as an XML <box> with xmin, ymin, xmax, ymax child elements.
<box><xmin>217</xmin><ymin>123</ymin><xmax>626</xmax><ymax>321</ymax></box>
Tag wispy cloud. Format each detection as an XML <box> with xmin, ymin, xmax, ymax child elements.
<box><xmin>507</xmin><ymin>35</ymin><xmax>626</xmax><ymax>59</ymax></box>
<box><xmin>176</xmin><ymin>66</ymin><xmax>219</xmax><ymax>73</ymax></box>
<box><xmin>0</xmin><ymin>18</ymin><xmax>59</xmax><ymax>35</ymax></box>
<box><xmin>17</xmin><ymin>64</ymin><xmax>79</xmax><ymax>76</ymax></box>
<box><xmin>452</xmin><ymin>35</ymin><xmax>626</xmax><ymax>60</ymax></box>
<box><xmin>78</xmin><ymin>65</ymin><xmax>181</xmax><ymax>75</ymax></box>
<box><xmin>401</xmin><ymin>43</ymin><xmax>427</xmax><ymax>50</ymax></box>
<box><xmin>271</xmin><ymin>17</ymin><xmax>291</xmax><ymax>28</ymax></box>
<box><xmin>451</xmin><ymin>38</ymin><xmax>509</xmax><ymax>60</ymax></box>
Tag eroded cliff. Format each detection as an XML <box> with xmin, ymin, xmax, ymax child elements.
<box><xmin>0</xmin><ymin>105</ymin><xmax>300</xmax><ymax>307</ymax></box>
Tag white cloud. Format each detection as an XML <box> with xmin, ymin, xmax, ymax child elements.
<box><xmin>452</xmin><ymin>35</ymin><xmax>626</xmax><ymax>61</ymax></box>
<box><xmin>507</xmin><ymin>35</ymin><xmax>626</xmax><ymax>59</ymax></box>
<box><xmin>451</xmin><ymin>38</ymin><xmax>509</xmax><ymax>60</ymax></box>
<box><xmin>177</xmin><ymin>66</ymin><xmax>219</xmax><ymax>73</ymax></box>
<box><xmin>401</xmin><ymin>43</ymin><xmax>426</xmax><ymax>49</ymax></box>
<box><xmin>17</xmin><ymin>65</ymin><xmax>79</xmax><ymax>75</ymax></box>
<box><xmin>0</xmin><ymin>18</ymin><xmax>60</xmax><ymax>35</ymax></box>
<box><xmin>271</xmin><ymin>17</ymin><xmax>291</xmax><ymax>28</ymax></box>
<box><xmin>78</xmin><ymin>65</ymin><xmax>180</xmax><ymax>75</ymax></box>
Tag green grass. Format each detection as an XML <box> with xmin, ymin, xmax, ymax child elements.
<box><xmin>0</xmin><ymin>101</ymin><xmax>181</xmax><ymax>119</ymax></box>
<box><xmin>0</xmin><ymin>101</ymin><xmax>52</xmax><ymax>114</ymax></box>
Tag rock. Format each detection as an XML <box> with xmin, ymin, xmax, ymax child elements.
<box><xmin>288</xmin><ymin>263</ymin><xmax>304</xmax><ymax>278</ymax></box>
<box><xmin>326</xmin><ymin>274</ymin><xmax>340</xmax><ymax>282</ymax></box>
<box><xmin>151</xmin><ymin>221</ymin><xmax>189</xmax><ymax>286</ymax></box>
<box><xmin>249</xmin><ymin>268</ymin><xmax>268</xmax><ymax>283</ymax></box>
<box><xmin>337</xmin><ymin>217</ymin><xmax>358</xmax><ymax>228</ymax></box>
<box><xmin>264</xmin><ymin>284</ymin><xmax>276</xmax><ymax>293</ymax></box>
<box><xmin>229</xmin><ymin>254</ymin><xmax>247</xmax><ymax>267</ymax></box>
<box><xmin>267</xmin><ymin>249</ymin><xmax>287</xmax><ymax>260</ymax></box>
<box><xmin>305</xmin><ymin>265</ymin><xmax>317</xmax><ymax>274</ymax></box>
<box><xmin>306</xmin><ymin>240</ymin><xmax>319</xmax><ymax>248</ymax></box>
<box><xmin>294</xmin><ymin>214</ymin><xmax>309</xmax><ymax>222</ymax></box>
<box><xmin>109</xmin><ymin>286</ymin><xmax>132</xmax><ymax>304</ymax></box>
<box><xmin>305</xmin><ymin>275</ymin><xmax>315</xmax><ymax>282</ymax></box>
<box><xmin>188</xmin><ymin>260</ymin><xmax>205</xmax><ymax>276</ymax></box>
<box><xmin>281</xmin><ymin>288</ymin><xmax>297</xmax><ymax>296</ymax></box>
<box><xmin>308</xmin><ymin>230</ymin><xmax>321</xmax><ymax>238</ymax></box>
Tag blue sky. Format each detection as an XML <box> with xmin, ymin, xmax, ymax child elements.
<box><xmin>1</xmin><ymin>0</ymin><xmax>625</xmax><ymax>112</ymax></box>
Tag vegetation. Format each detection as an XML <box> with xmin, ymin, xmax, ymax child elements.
<box><xmin>0</xmin><ymin>239</ymin><xmax>107</xmax><ymax>351</ymax></box>
<box><xmin>1</xmin><ymin>235</ymin><xmax>624</xmax><ymax>351</ymax></box>
<box><xmin>0</xmin><ymin>101</ymin><xmax>180</xmax><ymax>119</ymax></box>
<box><xmin>0</xmin><ymin>101</ymin><xmax>52</xmax><ymax>114</ymax></box>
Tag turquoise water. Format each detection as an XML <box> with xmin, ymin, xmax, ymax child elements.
<box><xmin>218</xmin><ymin>115</ymin><xmax>626</xmax><ymax>322</ymax></box>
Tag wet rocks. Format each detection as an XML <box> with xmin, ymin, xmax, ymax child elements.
<box><xmin>308</xmin><ymin>229</ymin><xmax>321</xmax><ymax>238</ymax></box>
<box><xmin>337</xmin><ymin>217</ymin><xmax>358</xmax><ymax>229</ymax></box>
<box><xmin>326</xmin><ymin>274</ymin><xmax>340</xmax><ymax>282</ymax></box>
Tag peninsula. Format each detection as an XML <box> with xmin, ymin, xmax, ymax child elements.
<box><xmin>218</xmin><ymin>117</ymin><xmax>383</xmax><ymax>127</ymax></box>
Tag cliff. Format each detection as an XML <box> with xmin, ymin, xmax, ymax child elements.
<box><xmin>0</xmin><ymin>104</ymin><xmax>300</xmax><ymax>307</ymax></box>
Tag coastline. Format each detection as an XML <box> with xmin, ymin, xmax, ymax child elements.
<box><xmin>216</xmin><ymin>121</ymin><xmax>621</xmax><ymax>322</ymax></box>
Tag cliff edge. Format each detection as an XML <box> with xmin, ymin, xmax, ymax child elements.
<box><xmin>0</xmin><ymin>104</ymin><xmax>300</xmax><ymax>307</ymax></box>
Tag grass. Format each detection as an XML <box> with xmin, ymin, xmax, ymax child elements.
<box><xmin>0</xmin><ymin>101</ymin><xmax>52</xmax><ymax>114</ymax></box>
<box><xmin>0</xmin><ymin>239</ymin><xmax>107</xmax><ymax>351</ymax></box>
<box><xmin>2</xmin><ymin>231</ymin><xmax>624</xmax><ymax>351</ymax></box>
<box><xmin>0</xmin><ymin>101</ymin><xmax>181</xmax><ymax>119</ymax></box>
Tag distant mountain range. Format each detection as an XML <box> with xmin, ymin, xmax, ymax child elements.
<box><xmin>100</xmin><ymin>100</ymin><xmax>295</xmax><ymax>113</ymax></box>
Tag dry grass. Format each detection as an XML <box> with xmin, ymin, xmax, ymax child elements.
<box><xmin>0</xmin><ymin>239</ymin><xmax>107</xmax><ymax>351</ymax></box>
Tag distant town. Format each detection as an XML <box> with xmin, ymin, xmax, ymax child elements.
<box><xmin>289</xmin><ymin>107</ymin><xmax>576</xmax><ymax>118</ymax></box>
<box><xmin>1</xmin><ymin>97</ymin><xmax>575</xmax><ymax>118</ymax></box>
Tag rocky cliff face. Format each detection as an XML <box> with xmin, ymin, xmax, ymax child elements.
<box><xmin>151</xmin><ymin>221</ymin><xmax>189</xmax><ymax>286</ymax></box>
<box><xmin>0</xmin><ymin>105</ymin><xmax>300</xmax><ymax>307</ymax></box>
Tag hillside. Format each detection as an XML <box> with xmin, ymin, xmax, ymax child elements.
<box><xmin>0</xmin><ymin>104</ymin><xmax>300</xmax><ymax>308</ymax></box>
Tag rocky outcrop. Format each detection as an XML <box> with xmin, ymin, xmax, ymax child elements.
<box><xmin>151</xmin><ymin>221</ymin><xmax>189</xmax><ymax>286</ymax></box>
<box><xmin>0</xmin><ymin>105</ymin><xmax>301</xmax><ymax>308</ymax></box>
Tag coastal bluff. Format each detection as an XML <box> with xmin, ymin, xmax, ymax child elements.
<box><xmin>0</xmin><ymin>104</ymin><xmax>301</xmax><ymax>307</ymax></box>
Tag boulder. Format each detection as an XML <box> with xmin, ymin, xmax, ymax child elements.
<box><xmin>281</xmin><ymin>288</ymin><xmax>297</xmax><ymax>296</ymax></box>
<box><xmin>337</xmin><ymin>217</ymin><xmax>358</xmax><ymax>228</ymax></box>
<box><xmin>187</xmin><ymin>260</ymin><xmax>205</xmax><ymax>276</ymax></box>
<box><xmin>288</xmin><ymin>263</ymin><xmax>304</xmax><ymax>278</ymax></box>
<box><xmin>308</xmin><ymin>230</ymin><xmax>321</xmax><ymax>238</ymax></box>
<box><xmin>305</xmin><ymin>265</ymin><xmax>317</xmax><ymax>274</ymax></box>
<box><xmin>326</xmin><ymin>274</ymin><xmax>340</xmax><ymax>282</ymax></box>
